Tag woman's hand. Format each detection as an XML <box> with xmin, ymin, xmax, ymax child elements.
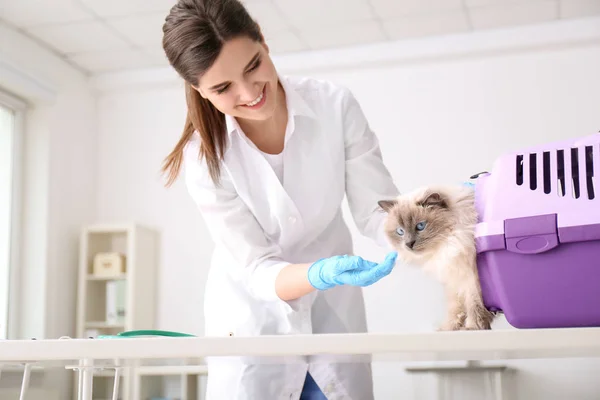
<box><xmin>307</xmin><ymin>252</ymin><xmax>398</xmax><ymax>290</ymax></box>
<box><xmin>274</xmin><ymin>252</ymin><xmax>397</xmax><ymax>301</ymax></box>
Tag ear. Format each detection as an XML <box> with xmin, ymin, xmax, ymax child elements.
<box><xmin>194</xmin><ymin>85</ymin><xmax>208</xmax><ymax>99</ymax></box>
<box><xmin>260</xmin><ymin>37</ymin><xmax>270</xmax><ymax>53</ymax></box>
<box><xmin>257</xmin><ymin>25</ymin><xmax>270</xmax><ymax>53</ymax></box>
<box><xmin>418</xmin><ymin>192</ymin><xmax>448</xmax><ymax>209</ymax></box>
<box><xmin>378</xmin><ymin>200</ymin><xmax>397</xmax><ymax>213</ymax></box>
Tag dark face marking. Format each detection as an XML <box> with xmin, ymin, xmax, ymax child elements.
<box><xmin>380</xmin><ymin>191</ymin><xmax>453</xmax><ymax>254</ymax></box>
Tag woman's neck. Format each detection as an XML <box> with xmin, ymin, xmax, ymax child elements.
<box><xmin>237</xmin><ymin>82</ymin><xmax>288</xmax><ymax>154</ymax></box>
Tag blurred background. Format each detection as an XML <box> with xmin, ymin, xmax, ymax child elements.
<box><xmin>1</xmin><ymin>0</ymin><xmax>599</xmax><ymax>399</ymax></box>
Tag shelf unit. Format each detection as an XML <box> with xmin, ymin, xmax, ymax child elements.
<box><xmin>75</xmin><ymin>223</ymin><xmax>160</xmax><ymax>400</ymax></box>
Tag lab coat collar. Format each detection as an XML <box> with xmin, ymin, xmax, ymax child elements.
<box><xmin>224</xmin><ymin>74</ymin><xmax>316</xmax><ymax>137</ymax></box>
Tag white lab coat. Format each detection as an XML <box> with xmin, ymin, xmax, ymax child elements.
<box><xmin>184</xmin><ymin>75</ymin><xmax>399</xmax><ymax>400</ymax></box>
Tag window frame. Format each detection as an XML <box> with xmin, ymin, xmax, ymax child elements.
<box><xmin>0</xmin><ymin>89</ymin><xmax>26</xmax><ymax>340</ymax></box>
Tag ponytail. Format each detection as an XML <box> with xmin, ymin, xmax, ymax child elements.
<box><xmin>162</xmin><ymin>82</ymin><xmax>227</xmax><ymax>187</ymax></box>
<box><xmin>161</xmin><ymin>0</ymin><xmax>262</xmax><ymax>186</ymax></box>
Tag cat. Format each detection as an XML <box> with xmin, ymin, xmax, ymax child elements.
<box><xmin>378</xmin><ymin>184</ymin><xmax>494</xmax><ymax>331</ymax></box>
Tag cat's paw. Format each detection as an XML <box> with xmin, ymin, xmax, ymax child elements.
<box><xmin>437</xmin><ymin>320</ymin><xmax>465</xmax><ymax>331</ymax></box>
<box><xmin>458</xmin><ymin>326</ymin><xmax>478</xmax><ymax>331</ymax></box>
<box><xmin>464</xmin><ymin>307</ymin><xmax>494</xmax><ymax>330</ymax></box>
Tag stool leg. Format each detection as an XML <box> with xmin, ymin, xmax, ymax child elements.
<box><xmin>19</xmin><ymin>364</ymin><xmax>32</xmax><ymax>400</ymax></box>
<box><xmin>111</xmin><ymin>368</ymin><xmax>121</xmax><ymax>400</ymax></box>
<box><xmin>493</xmin><ymin>371</ymin><xmax>504</xmax><ymax>400</ymax></box>
<box><xmin>81</xmin><ymin>359</ymin><xmax>94</xmax><ymax>400</ymax></box>
<box><xmin>436</xmin><ymin>374</ymin><xmax>448</xmax><ymax>400</ymax></box>
<box><xmin>132</xmin><ymin>369</ymin><xmax>141</xmax><ymax>400</ymax></box>
<box><xmin>77</xmin><ymin>366</ymin><xmax>84</xmax><ymax>400</ymax></box>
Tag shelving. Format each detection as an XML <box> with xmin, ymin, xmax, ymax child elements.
<box><xmin>75</xmin><ymin>223</ymin><xmax>160</xmax><ymax>399</ymax></box>
<box><xmin>86</xmin><ymin>274</ymin><xmax>126</xmax><ymax>281</ymax></box>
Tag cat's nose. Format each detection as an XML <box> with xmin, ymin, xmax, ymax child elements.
<box><xmin>406</xmin><ymin>240</ymin><xmax>416</xmax><ymax>249</ymax></box>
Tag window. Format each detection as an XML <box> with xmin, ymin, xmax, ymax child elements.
<box><xmin>0</xmin><ymin>90</ymin><xmax>25</xmax><ymax>340</ymax></box>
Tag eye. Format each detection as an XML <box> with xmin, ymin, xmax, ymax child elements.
<box><xmin>416</xmin><ymin>221</ymin><xmax>427</xmax><ymax>231</ymax></box>
<box><xmin>216</xmin><ymin>84</ymin><xmax>230</xmax><ymax>94</ymax></box>
<box><xmin>395</xmin><ymin>227</ymin><xmax>405</xmax><ymax>236</ymax></box>
<box><xmin>246</xmin><ymin>58</ymin><xmax>261</xmax><ymax>73</ymax></box>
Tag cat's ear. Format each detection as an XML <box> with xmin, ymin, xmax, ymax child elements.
<box><xmin>378</xmin><ymin>200</ymin><xmax>397</xmax><ymax>212</ymax></box>
<box><xmin>418</xmin><ymin>191</ymin><xmax>448</xmax><ymax>209</ymax></box>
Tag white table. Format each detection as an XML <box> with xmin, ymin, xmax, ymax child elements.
<box><xmin>1</xmin><ymin>328</ymin><xmax>600</xmax><ymax>400</ymax></box>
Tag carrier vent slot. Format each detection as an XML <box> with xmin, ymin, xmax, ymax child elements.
<box><xmin>557</xmin><ymin>149</ymin><xmax>565</xmax><ymax>197</ymax></box>
<box><xmin>529</xmin><ymin>153</ymin><xmax>537</xmax><ymax>190</ymax></box>
<box><xmin>586</xmin><ymin>145</ymin><xmax>595</xmax><ymax>200</ymax></box>
<box><xmin>571</xmin><ymin>147</ymin><xmax>580</xmax><ymax>199</ymax></box>
<box><xmin>543</xmin><ymin>151</ymin><xmax>551</xmax><ymax>194</ymax></box>
<box><xmin>516</xmin><ymin>154</ymin><xmax>523</xmax><ymax>185</ymax></box>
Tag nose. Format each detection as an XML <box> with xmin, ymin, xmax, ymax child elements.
<box><xmin>406</xmin><ymin>240</ymin><xmax>416</xmax><ymax>249</ymax></box>
<box><xmin>239</xmin><ymin>82</ymin><xmax>260</xmax><ymax>102</ymax></box>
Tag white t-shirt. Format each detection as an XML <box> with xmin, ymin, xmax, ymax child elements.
<box><xmin>260</xmin><ymin>150</ymin><xmax>283</xmax><ymax>183</ymax></box>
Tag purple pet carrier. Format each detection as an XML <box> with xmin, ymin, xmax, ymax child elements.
<box><xmin>473</xmin><ymin>132</ymin><xmax>600</xmax><ymax>329</ymax></box>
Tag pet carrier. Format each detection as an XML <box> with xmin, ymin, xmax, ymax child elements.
<box><xmin>473</xmin><ymin>132</ymin><xmax>600</xmax><ymax>329</ymax></box>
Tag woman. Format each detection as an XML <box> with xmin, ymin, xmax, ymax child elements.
<box><xmin>161</xmin><ymin>0</ymin><xmax>400</xmax><ymax>398</ymax></box>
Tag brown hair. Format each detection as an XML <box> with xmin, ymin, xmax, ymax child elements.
<box><xmin>161</xmin><ymin>0</ymin><xmax>262</xmax><ymax>186</ymax></box>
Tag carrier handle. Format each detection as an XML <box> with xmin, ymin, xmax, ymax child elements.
<box><xmin>470</xmin><ymin>171</ymin><xmax>489</xmax><ymax>179</ymax></box>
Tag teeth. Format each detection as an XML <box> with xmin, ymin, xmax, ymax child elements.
<box><xmin>245</xmin><ymin>90</ymin><xmax>263</xmax><ymax>106</ymax></box>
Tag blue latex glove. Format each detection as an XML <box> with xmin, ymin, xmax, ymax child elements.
<box><xmin>307</xmin><ymin>251</ymin><xmax>398</xmax><ymax>290</ymax></box>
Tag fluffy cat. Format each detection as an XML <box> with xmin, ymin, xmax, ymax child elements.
<box><xmin>378</xmin><ymin>184</ymin><xmax>494</xmax><ymax>331</ymax></box>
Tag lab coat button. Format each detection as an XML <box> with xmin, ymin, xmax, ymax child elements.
<box><xmin>288</xmin><ymin>216</ymin><xmax>297</xmax><ymax>224</ymax></box>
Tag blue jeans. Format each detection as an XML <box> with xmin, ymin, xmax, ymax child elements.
<box><xmin>300</xmin><ymin>372</ymin><xmax>328</xmax><ymax>400</ymax></box>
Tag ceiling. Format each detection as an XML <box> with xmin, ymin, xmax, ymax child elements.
<box><xmin>1</xmin><ymin>0</ymin><xmax>599</xmax><ymax>75</ymax></box>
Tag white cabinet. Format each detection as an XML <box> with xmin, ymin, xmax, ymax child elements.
<box><xmin>75</xmin><ymin>223</ymin><xmax>159</xmax><ymax>400</ymax></box>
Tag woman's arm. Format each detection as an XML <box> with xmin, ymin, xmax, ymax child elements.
<box><xmin>185</xmin><ymin>137</ymin><xmax>301</xmax><ymax>306</ymax></box>
<box><xmin>185</xmin><ymin>130</ymin><xmax>396</xmax><ymax>306</ymax></box>
<box><xmin>276</xmin><ymin>253</ymin><xmax>398</xmax><ymax>301</ymax></box>
<box><xmin>275</xmin><ymin>263</ymin><xmax>315</xmax><ymax>301</ymax></box>
<box><xmin>341</xmin><ymin>87</ymin><xmax>400</xmax><ymax>247</ymax></box>
<box><xmin>186</xmin><ymin>138</ymin><xmax>319</xmax><ymax>303</ymax></box>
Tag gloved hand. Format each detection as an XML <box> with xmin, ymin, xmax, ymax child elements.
<box><xmin>307</xmin><ymin>251</ymin><xmax>398</xmax><ymax>290</ymax></box>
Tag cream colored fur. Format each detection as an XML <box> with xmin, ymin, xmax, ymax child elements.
<box><xmin>379</xmin><ymin>184</ymin><xmax>494</xmax><ymax>331</ymax></box>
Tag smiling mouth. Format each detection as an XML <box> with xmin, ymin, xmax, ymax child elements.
<box><xmin>241</xmin><ymin>85</ymin><xmax>266</xmax><ymax>109</ymax></box>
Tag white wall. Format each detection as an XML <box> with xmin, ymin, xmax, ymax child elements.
<box><xmin>319</xmin><ymin>34</ymin><xmax>600</xmax><ymax>333</ymax></box>
<box><xmin>0</xmin><ymin>20</ymin><xmax>98</xmax><ymax>342</ymax></box>
<box><xmin>0</xmin><ymin>20</ymin><xmax>97</xmax><ymax>400</ymax></box>
<box><xmin>90</xmin><ymin>17</ymin><xmax>600</xmax><ymax>399</ymax></box>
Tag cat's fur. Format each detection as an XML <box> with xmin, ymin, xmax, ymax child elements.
<box><xmin>378</xmin><ymin>184</ymin><xmax>494</xmax><ymax>331</ymax></box>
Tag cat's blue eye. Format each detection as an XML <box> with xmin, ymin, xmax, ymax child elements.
<box><xmin>416</xmin><ymin>221</ymin><xmax>427</xmax><ymax>231</ymax></box>
<box><xmin>396</xmin><ymin>227</ymin><xmax>405</xmax><ymax>236</ymax></box>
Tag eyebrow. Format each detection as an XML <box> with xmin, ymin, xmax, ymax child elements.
<box><xmin>208</xmin><ymin>52</ymin><xmax>261</xmax><ymax>91</ymax></box>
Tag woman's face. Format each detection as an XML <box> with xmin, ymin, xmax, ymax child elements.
<box><xmin>196</xmin><ymin>36</ymin><xmax>280</xmax><ymax>122</ymax></box>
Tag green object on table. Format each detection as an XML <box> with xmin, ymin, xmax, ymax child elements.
<box><xmin>97</xmin><ymin>329</ymin><xmax>197</xmax><ymax>339</ymax></box>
